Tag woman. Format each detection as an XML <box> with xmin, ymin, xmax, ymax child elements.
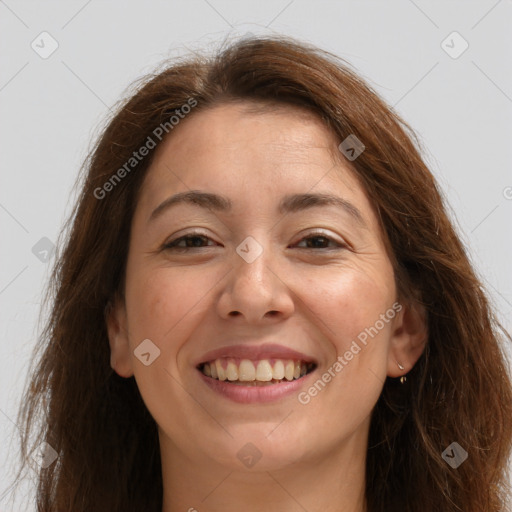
<box><xmin>11</xmin><ymin>35</ymin><xmax>512</xmax><ymax>511</ymax></box>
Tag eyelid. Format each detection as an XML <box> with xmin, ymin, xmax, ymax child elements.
<box><xmin>165</xmin><ymin>227</ymin><xmax>213</xmax><ymax>240</ymax></box>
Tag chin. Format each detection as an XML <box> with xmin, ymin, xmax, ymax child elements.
<box><xmin>204</xmin><ymin>423</ymin><xmax>314</xmax><ymax>471</ymax></box>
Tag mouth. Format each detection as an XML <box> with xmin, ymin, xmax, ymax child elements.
<box><xmin>197</xmin><ymin>358</ymin><xmax>317</xmax><ymax>386</ymax></box>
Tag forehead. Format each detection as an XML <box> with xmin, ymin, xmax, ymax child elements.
<box><xmin>139</xmin><ymin>101</ymin><xmax>365</xmax><ymax>208</ymax></box>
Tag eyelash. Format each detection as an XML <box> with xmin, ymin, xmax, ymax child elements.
<box><xmin>162</xmin><ymin>231</ymin><xmax>347</xmax><ymax>252</ymax></box>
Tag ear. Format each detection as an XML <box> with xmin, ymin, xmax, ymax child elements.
<box><xmin>387</xmin><ymin>300</ymin><xmax>428</xmax><ymax>378</ymax></box>
<box><xmin>106</xmin><ymin>295</ymin><xmax>134</xmax><ymax>378</ymax></box>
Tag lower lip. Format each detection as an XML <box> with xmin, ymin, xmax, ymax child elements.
<box><xmin>198</xmin><ymin>369</ymin><xmax>315</xmax><ymax>404</ymax></box>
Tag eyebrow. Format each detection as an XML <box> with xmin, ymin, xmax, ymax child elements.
<box><xmin>148</xmin><ymin>190</ymin><xmax>366</xmax><ymax>227</ymax></box>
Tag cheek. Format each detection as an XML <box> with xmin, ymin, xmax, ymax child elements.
<box><xmin>292</xmin><ymin>260</ymin><xmax>396</xmax><ymax>422</ymax></box>
<box><xmin>122</xmin><ymin>268</ymin><xmax>218</xmax><ymax>435</ymax></box>
<box><xmin>125</xmin><ymin>266</ymin><xmax>214</xmax><ymax>346</ymax></box>
<box><xmin>298</xmin><ymin>258</ymin><xmax>396</xmax><ymax>348</ymax></box>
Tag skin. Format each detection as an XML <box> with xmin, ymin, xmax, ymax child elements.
<box><xmin>107</xmin><ymin>102</ymin><xmax>427</xmax><ymax>512</ymax></box>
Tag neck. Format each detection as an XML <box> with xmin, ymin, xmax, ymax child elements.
<box><xmin>160</xmin><ymin>426</ymin><xmax>368</xmax><ymax>512</ymax></box>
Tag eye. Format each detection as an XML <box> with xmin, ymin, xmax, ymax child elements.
<box><xmin>293</xmin><ymin>232</ymin><xmax>346</xmax><ymax>250</ymax></box>
<box><xmin>162</xmin><ymin>231</ymin><xmax>347</xmax><ymax>253</ymax></box>
<box><xmin>162</xmin><ymin>233</ymin><xmax>217</xmax><ymax>251</ymax></box>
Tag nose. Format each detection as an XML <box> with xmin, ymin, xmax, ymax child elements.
<box><xmin>216</xmin><ymin>241</ymin><xmax>295</xmax><ymax>324</ymax></box>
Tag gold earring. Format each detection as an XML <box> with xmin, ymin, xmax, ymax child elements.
<box><xmin>396</xmin><ymin>362</ymin><xmax>407</xmax><ymax>384</ymax></box>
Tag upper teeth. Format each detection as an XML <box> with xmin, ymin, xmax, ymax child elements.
<box><xmin>201</xmin><ymin>358</ymin><xmax>313</xmax><ymax>382</ymax></box>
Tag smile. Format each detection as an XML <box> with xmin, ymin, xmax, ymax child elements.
<box><xmin>198</xmin><ymin>358</ymin><xmax>316</xmax><ymax>386</ymax></box>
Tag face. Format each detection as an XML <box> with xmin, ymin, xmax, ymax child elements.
<box><xmin>107</xmin><ymin>102</ymin><xmax>426</xmax><ymax>472</ymax></box>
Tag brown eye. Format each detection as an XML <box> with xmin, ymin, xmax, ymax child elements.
<box><xmin>294</xmin><ymin>233</ymin><xmax>346</xmax><ymax>250</ymax></box>
<box><xmin>163</xmin><ymin>234</ymin><xmax>216</xmax><ymax>251</ymax></box>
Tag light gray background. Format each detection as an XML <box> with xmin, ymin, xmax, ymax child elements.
<box><xmin>1</xmin><ymin>1</ymin><xmax>511</xmax><ymax>510</ymax></box>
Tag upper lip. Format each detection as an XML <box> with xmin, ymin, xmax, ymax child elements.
<box><xmin>196</xmin><ymin>342</ymin><xmax>317</xmax><ymax>366</ymax></box>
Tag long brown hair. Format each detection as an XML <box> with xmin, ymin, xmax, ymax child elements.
<box><xmin>9</xmin><ymin>35</ymin><xmax>512</xmax><ymax>511</ymax></box>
